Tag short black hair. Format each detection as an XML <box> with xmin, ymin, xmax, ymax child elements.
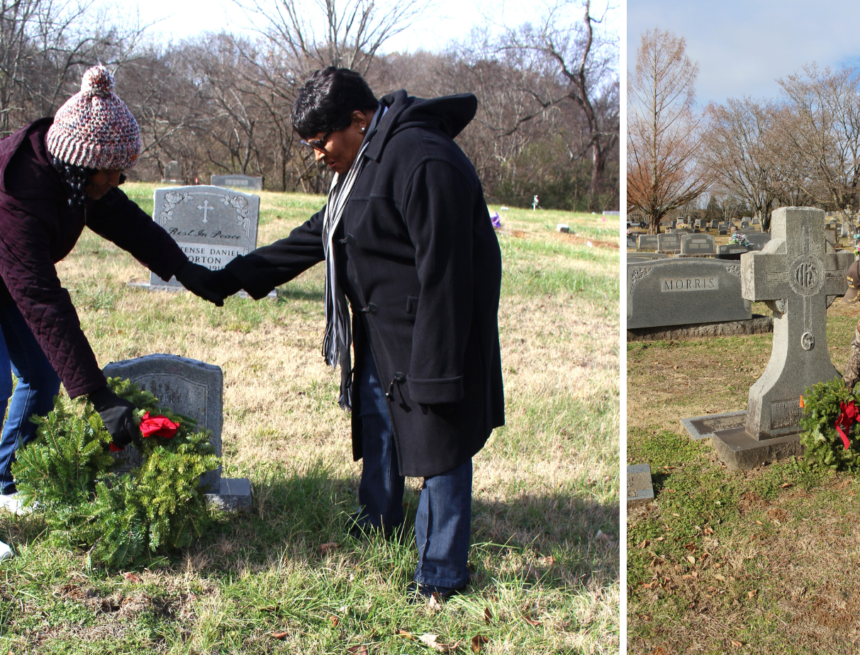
<box><xmin>291</xmin><ymin>67</ymin><xmax>378</xmax><ymax>139</ymax></box>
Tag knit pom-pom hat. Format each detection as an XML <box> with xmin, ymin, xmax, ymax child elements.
<box><xmin>46</xmin><ymin>66</ymin><xmax>141</xmax><ymax>170</ymax></box>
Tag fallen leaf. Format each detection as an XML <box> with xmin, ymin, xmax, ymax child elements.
<box><xmin>123</xmin><ymin>572</ymin><xmax>142</xmax><ymax>584</ymax></box>
<box><xmin>329</xmin><ymin>616</ymin><xmax>339</xmax><ymax>627</ymax></box>
<box><xmin>419</xmin><ymin>634</ymin><xmax>460</xmax><ymax>653</ymax></box>
<box><xmin>319</xmin><ymin>542</ymin><xmax>339</xmax><ymax>554</ymax></box>
<box><xmin>471</xmin><ymin>635</ymin><xmax>489</xmax><ymax>652</ymax></box>
<box><xmin>483</xmin><ymin>607</ymin><xmax>493</xmax><ymax>623</ymax></box>
<box><xmin>638</xmin><ymin>539</ymin><xmax>650</xmax><ymax>549</ymax></box>
<box><xmin>684</xmin><ymin>543</ymin><xmax>696</xmax><ymax>551</ymax></box>
<box><xmin>748</xmin><ymin>590</ymin><xmax>757</xmax><ymax>599</ymax></box>
<box><xmin>271</xmin><ymin>632</ymin><xmax>288</xmax><ymax>640</ymax></box>
<box><xmin>347</xmin><ymin>646</ymin><xmax>369</xmax><ymax>655</ymax></box>
<box><xmin>522</xmin><ymin>613</ymin><xmax>541</xmax><ymax>626</ymax></box>
<box><xmin>653</xmin><ymin>648</ymin><xmax>668</xmax><ymax>655</ymax></box>
<box><xmin>428</xmin><ymin>593</ymin><xmax>444</xmax><ymax>612</ymax></box>
<box><xmin>780</xmin><ymin>483</ymin><xmax>793</xmax><ymax>488</ymax></box>
<box><xmin>538</xmin><ymin>555</ymin><xmax>555</xmax><ymax>566</ymax></box>
<box><xmin>395</xmin><ymin>629</ymin><xmax>414</xmax><ymax>639</ymax></box>
<box><xmin>656</xmin><ymin>537</ymin><xmax>664</xmax><ymax>542</ymax></box>
<box><xmin>732</xmin><ymin>640</ymin><xmax>743</xmax><ymax>647</ymax></box>
<box><xmin>755</xmin><ymin>520</ymin><xmax>763</xmax><ymax>525</ymax></box>
<box><xmin>686</xmin><ymin>556</ymin><xmax>695</xmax><ymax>564</ymax></box>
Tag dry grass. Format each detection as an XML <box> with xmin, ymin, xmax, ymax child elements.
<box><xmin>628</xmin><ymin>294</ymin><xmax>860</xmax><ymax>654</ymax></box>
<box><xmin>0</xmin><ymin>185</ymin><xmax>619</xmax><ymax>654</ymax></box>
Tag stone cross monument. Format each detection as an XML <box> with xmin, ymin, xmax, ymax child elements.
<box><xmin>741</xmin><ymin>207</ymin><xmax>853</xmax><ymax>439</ymax></box>
<box><xmin>681</xmin><ymin>207</ymin><xmax>854</xmax><ymax>469</ymax></box>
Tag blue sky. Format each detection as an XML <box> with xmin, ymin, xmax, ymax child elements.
<box><xmin>130</xmin><ymin>0</ymin><xmax>619</xmax><ymax>56</ymax></box>
<box><xmin>628</xmin><ymin>0</ymin><xmax>860</xmax><ymax>106</ymax></box>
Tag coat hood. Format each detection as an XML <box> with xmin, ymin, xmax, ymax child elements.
<box><xmin>364</xmin><ymin>90</ymin><xmax>477</xmax><ymax>162</ymax></box>
<box><xmin>0</xmin><ymin>118</ymin><xmax>65</xmax><ymax>200</ymax></box>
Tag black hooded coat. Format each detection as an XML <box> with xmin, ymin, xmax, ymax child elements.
<box><xmin>225</xmin><ymin>90</ymin><xmax>504</xmax><ymax>478</ymax></box>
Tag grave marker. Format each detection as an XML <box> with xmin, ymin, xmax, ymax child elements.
<box><xmin>104</xmin><ymin>354</ymin><xmax>252</xmax><ymax>510</ymax></box>
<box><xmin>162</xmin><ymin>160</ymin><xmax>182</xmax><ymax>184</ymax></box>
<box><xmin>149</xmin><ymin>186</ymin><xmax>261</xmax><ymax>290</ymax></box>
<box><xmin>211</xmin><ymin>174</ymin><xmax>264</xmax><ymax>191</ymax></box>
<box><xmin>657</xmin><ymin>233</ymin><xmax>680</xmax><ymax>253</ymax></box>
<box><xmin>637</xmin><ymin>235</ymin><xmax>658</xmax><ymax>251</ymax></box>
<box><xmin>680</xmin><ymin>234</ymin><xmax>716</xmax><ymax>255</ymax></box>
<box><xmin>627</xmin><ymin>464</ymin><xmax>654</xmax><ymax>506</ymax></box>
<box><xmin>627</xmin><ymin>259</ymin><xmax>751</xmax><ymax>329</ymax></box>
<box><xmin>683</xmin><ymin>208</ymin><xmax>854</xmax><ymax>469</ymax></box>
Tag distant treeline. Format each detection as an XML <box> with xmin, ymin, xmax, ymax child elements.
<box><xmin>0</xmin><ymin>0</ymin><xmax>619</xmax><ymax>211</ymax></box>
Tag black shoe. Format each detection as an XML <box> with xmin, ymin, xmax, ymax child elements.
<box><xmin>405</xmin><ymin>581</ymin><xmax>466</xmax><ymax>603</ymax></box>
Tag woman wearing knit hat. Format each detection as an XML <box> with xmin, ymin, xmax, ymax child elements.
<box><xmin>0</xmin><ymin>65</ymin><xmax>223</xmax><ymax>503</ymax></box>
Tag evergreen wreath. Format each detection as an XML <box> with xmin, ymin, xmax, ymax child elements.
<box><xmin>11</xmin><ymin>378</ymin><xmax>220</xmax><ymax>568</ymax></box>
<box><xmin>799</xmin><ymin>376</ymin><xmax>860</xmax><ymax>471</ymax></box>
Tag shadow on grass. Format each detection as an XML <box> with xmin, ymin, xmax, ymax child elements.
<box><xmin>195</xmin><ymin>463</ymin><xmax>619</xmax><ymax>592</ymax></box>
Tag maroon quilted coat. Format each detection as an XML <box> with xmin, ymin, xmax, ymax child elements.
<box><xmin>0</xmin><ymin>118</ymin><xmax>187</xmax><ymax>398</ymax></box>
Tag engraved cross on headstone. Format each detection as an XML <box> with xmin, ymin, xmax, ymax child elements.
<box><xmin>198</xmin><ymin>200</ymin><xmax>213</xmax><ymax>223</ymax></box>
<box><xmin>741</xmin><ymin>207</ymin><xmax>853</xmax><ymax>440</ymax></box>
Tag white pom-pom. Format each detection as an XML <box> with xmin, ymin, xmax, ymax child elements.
<box><xmin>81</xmin><ymin>66</ymin><xmax>114</xmax><ymax>97</ymax></box>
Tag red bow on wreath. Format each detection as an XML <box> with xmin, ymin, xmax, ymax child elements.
<box><xmin>109</xmin><ymin>412</ymin><xmax>180</xmax><ymax>452</ymax></box>
<box><xmin>835</xmin><ymin>401</ymin><xmax>859</xmax><ymax>450</ymax></box>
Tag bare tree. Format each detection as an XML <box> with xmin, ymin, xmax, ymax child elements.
<box><xmin>235</xmin><ymin>0</ymin><xmax>430</xmax><ymax>76</ymax></box>
<box><xmin>627</xmin><ymin>28</ymin><xmax>710</xmax><ymax>233</ymax></box>
<box><xmin>703</xmin><ymin>98</ymin><xmax>781</xmax><ymax>231</ymax></box>
<box><xmin>772</xmin><ymin>64</ymin><xmax>860</xmax><ymax>225</ymax></box>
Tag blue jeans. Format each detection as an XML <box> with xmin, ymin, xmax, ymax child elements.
<box><xmin>355</xmin><ymin>342</ymin><xmax>472</xmax><ymax>590</ymax></box>
<box><xmin>0</xmin><ymin>303</ymin><xmax>61</xmax><ymax>494</ymax></box>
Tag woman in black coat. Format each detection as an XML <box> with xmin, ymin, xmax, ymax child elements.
<box><xmin>212</xmin><ymin>67</ymin><xmax>504</xmax><ymax>600</ymax></box>
<box><xmin>0</xmin><ymin>66</ymin><xmax>222</xmax><ymax>505</ymax></box>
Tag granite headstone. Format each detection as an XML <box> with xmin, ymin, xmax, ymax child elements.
<box><xmin>211</xmin><ymin>174</ymin><xmax>264</xmax><ymax>191</ymax></box>
<box><xmin>104</xmin><ymin>354</ymin><xmax>252</xmax><ymax>510</ymax></box>
<box><xmin>680</xmin><ymin>234</ymin><xmax>716</xmax><ymax>255</ymax></box>
<box><xmin>150</xmin><ymin>186</ymin><xmax>261</xmax><ymax>289</ymax></box>
<box><xmin>627</xmin><ymin>258</ymin><xmax>751</xmax><ymax>329</ymax></box>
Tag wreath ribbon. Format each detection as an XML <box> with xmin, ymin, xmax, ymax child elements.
<box><xmin>110</xmin><ymin>412</ymin><xmax>179</xmax><ymax>452</ymax></box>
<box><xmin>835</xmin><ymin>401</ymin><xmax>859</xmax><ymax>450</ymax></box>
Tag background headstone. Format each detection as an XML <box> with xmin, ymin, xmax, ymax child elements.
<box><xmin>210</xmin><ymin>174</ymin><xmax>264</xmax><ymax>191</ymax></box>
<box><xmin>627</xmin><ymin>258</ymin><xmax>751</xmax><ymax>329</ymax></box>
<box><xmin>162</xmin><ymin>160</ymin><xmax>182</xmax><ymax>183</ymax></box>
<box><xmin>657</xmin><ymin>233</ymin><xmax>680</xmax><ymax>253</ymax></box>
<box><xmin>680</xmin><ymin>233</ymin><xmax>716</xmax><ymax>255</ymax></box>
<box><xmin>150</xmin><ymin>186</ymin><xmax>261</xmax><ymax>289</ymax></box>
<box><xmin>627</xmin><ymin>464</ymin><xmax>654</xmax><ymax>506</ymax></box>
<box><xmin>745</xmin><ymin>232</ymin><xmax>771</xmax><ymax>251</ymax></box>
<box><xmin>637</xmin><ymin>235</ymin><xmax>658</xmax><ymax>251</ymax></box>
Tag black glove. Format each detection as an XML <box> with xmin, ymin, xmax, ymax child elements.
<box><xmin>209</xmin><ymin>268</ymin><xmax>244</xmax><ymax>299</ymax></box>
<box><xmin>174</xmin><ymin>261</ymin><xmax>225</xmax><ymax>306</ymax></box>
<box><xmin>89</xmin><ymin>386</ymin><xmax>140</xmax><ymax>449</ymax></box>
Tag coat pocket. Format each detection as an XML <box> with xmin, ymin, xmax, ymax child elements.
<box><xmin>405</xmin><ymin>296</ymin><xmax>419</xmax><ymax>317</ymax></box>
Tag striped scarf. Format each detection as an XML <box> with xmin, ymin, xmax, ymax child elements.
<box><xmin>321</xmin><ymin>107</ymin><xmax>383</xmax><ymax>410</ymax></box>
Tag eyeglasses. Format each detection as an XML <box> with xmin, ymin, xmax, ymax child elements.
<box><xmin>301</xmin><ymin>130</ymin><xmax>333</xmax><ymax>152</ymax></box>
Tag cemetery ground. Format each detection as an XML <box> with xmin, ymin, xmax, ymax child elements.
<box><xmin>627</xmin><ymin>299</ymin><xmax>860</xmax><ymax>654</ymax></box>
<box><xmin>0</xmin><ymin>185</ymin><xmax>620</xmax><ymax>654</ymax></box>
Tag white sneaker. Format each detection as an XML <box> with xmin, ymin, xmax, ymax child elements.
<box><xmin>0</xmin><ymin>492</ymin><xmax>23</xmax><ymax>515</ymax></box>
<box><xmin>0</xmin><ymin>540</ymin><xmax>12</xmax><ymax>560</ymax></box>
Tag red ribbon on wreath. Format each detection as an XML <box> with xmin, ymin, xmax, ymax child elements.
<box><xmin>109</xmin><ymin>412</ymin><xmax>179</xmax><ymax>452</ymax></box>
<box><xmin>835</xmin><ymin>400</ymin><xmax>859</xmax><ymax>450</ymax></box>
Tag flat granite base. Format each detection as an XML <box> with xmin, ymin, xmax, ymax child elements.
<box><xmin>682</xmin><ymin>410</ymin><xmax>804</xmax><ymax>470</ymax></box>
<box><xmin>628</xmin><ymin>315</ymin><xmax>772</xmax><ymax>342</ymax></box>
<box><xmin>681</xmin><ymin>410</ymin><xmax>747</xmax><ymax>441</ymax></box>
<box><xmin>627</xmin><ymin>464</ymin><xmax>655</xmax><ymax>507</ymax></box>
<box><xmin>205</xmin><ymin>478</ymin><xmax>253</xmax><ymax>512</ymax></box>
<box><xmin>710</xmin><ymin>427</ymin><xmax>802</xmax><ymax>471</ymax></box>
